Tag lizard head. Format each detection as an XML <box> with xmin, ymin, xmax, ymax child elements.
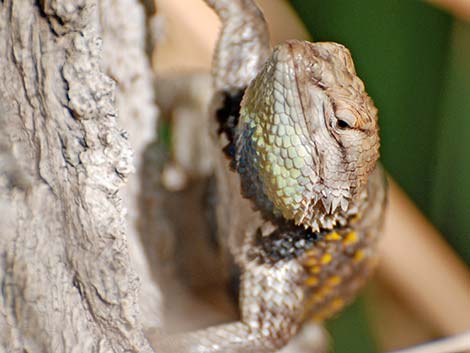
<box><xmin>236</xmin><ymin>40</ymin><xmax>380</xmax><ymax>231</ymax></box>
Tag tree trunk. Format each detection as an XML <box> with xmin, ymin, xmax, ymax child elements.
<box><xmin>0</xmin><ymin>0</ymin><xmax>158</xmax><ymax>352</ymax></box>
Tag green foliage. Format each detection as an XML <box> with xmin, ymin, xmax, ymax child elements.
<box><xmin>430</xmin><ymin>21</ymin><xmax>470</xmax><ymax>262</ymax></box>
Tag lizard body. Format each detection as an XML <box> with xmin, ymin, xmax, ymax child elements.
<box><xmin>155</xmin><ymin>1</ymin><xmax>387</xmax><ymax>352</ymax></box>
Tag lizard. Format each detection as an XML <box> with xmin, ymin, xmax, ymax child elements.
<box><xmin>153</xmin><ymin>0</ymin><xmax>387</xmax><ymax>352</ymax></box>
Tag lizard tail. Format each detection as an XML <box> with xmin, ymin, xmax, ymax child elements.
<box><xmin>203</xmin><ymin>0</ymin><xmax>271</xmax><ymax>91</ymax></box>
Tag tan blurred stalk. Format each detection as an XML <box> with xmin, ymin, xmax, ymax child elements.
<box><xmin>427</xmin><ymin>0</ymin><xmax>470</xmax><ymax>21</ymax></box>
<box><xmin>378</xmin><ymin>180</ymin><xmax>470</xmax><ymax>336</ymax></box>
<box><xmin>388</xmin><ymin>332</ymin><xmax>470</xmax><ymax>353</ymax></box>
<box><xmin>366</xmin><ymin>282</ymin><xmax>440</xmax><ymax>350</ymax></box>
<box><xmin>153</xmin><ymin>0</ymin><xmax>470</xmax><ymax>348</ymax></box>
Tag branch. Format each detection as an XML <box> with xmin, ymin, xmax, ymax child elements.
<box><xmin>387</xmin><ymin>332</ymin><xmax>470</xmax><ymax>353</ymax></box>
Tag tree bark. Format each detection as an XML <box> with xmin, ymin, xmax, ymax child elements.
<box><xmin>0</xmin><ymin>0</ymin><xmax>157</xmax><ymax>352</ymax></box>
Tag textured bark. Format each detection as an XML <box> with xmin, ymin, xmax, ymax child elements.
<box><xmin>0</xmin><ymin>0</ymin><xmax>157</xmax><ymax>352</ymax></box>
<box><xmin>97</xmin><ymin>0</ymin><xmax>163</xmax><ymax>329</ymax></box>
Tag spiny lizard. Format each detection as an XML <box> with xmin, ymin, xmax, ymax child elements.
<box><xmin>155</xmin><ymin>0</ymin><xmax>387</xmax><ymax>352</ymax></box>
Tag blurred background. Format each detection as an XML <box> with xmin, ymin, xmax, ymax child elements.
<box><xmin>152</xmin><ymin>1</ymin><xmax>469</xmax><ymax>352</ymax></box>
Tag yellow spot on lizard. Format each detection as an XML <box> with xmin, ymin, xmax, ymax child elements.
<box><xmin>304</xmin><ymin>276</ymin><xmax>319</xmax><ymax>287</ymax></box>
<box><xmin>327</xmin><ymin>275</ymin><xmax>341</xmax><ymax>286</ymax></box>
<box><xmin>343</xmin><ymin>231</ymin><xmax>358</xmax><ymax>246</ymax></box>
<box><xmin>330</xmin><ymin>298</ymin><xmax>344</xmax><ymax>312</ymax></box>
<box><xmin>354</xmin><ymin>249</ymin><xmax>365</xmax><ymax>262</ymax></box>
<box><xmin>320</xmin><ymin>253</ymin><xmax>332</xmax><ymax>264</ymax></box>
<box><xmin>310</xmin><ymin>265</ymin><xmax>321</xmax><ymax>274</ymax></box>
<box><xmin>325</xmin><ymin>231</ymin><xmax>341</xmax><ymax>241</ymax></box>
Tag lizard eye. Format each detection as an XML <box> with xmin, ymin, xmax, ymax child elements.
<box><xmin>336</xmin><ymin>119</ymin><xmax>351</xmax><ymax>129</ymax></box>
<box><xmin>334</xmin><ymin>112</ymin><xmax>356</xmax><ymax>130</ymax></box>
